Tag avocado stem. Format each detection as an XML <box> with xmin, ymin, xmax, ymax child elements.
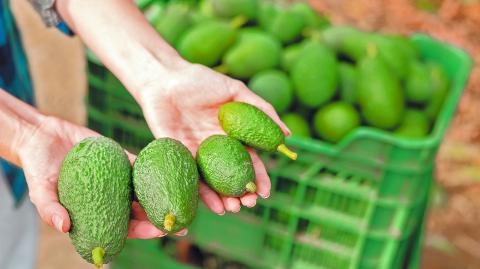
<box><xmin>277</xmin><ymin>144</ymin><xmax>297</xmax><ymax>160</ymax></box>
<box><xmin>92</xmin><ymin>247</ymin><xmax>105</xmax><ymax>268</ymax></box>
<box><xmin>230</xmin><ymin>15</ymin><xmax>248</xmax><ymax>29</ymax></box>
<box><xmin>164</xmin><ymin>213</ymin><xmax>176</xmax><ymax>232</ymax></box>
<box><xmin>246</xmin><ymin>182</ymin><xmax>257</xmax><ymax>193</ymax></box>
<box><xmin>213</xmin><ymin>64</ymin><xmax>228</xmax><ymax>74</ymax></box>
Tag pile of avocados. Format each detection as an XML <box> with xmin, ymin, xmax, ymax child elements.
<box><xmin>58</xmin><ymin>103</ymin><xmax>295</xmax><ymax>267</ymax></box>
<box><xmin>154</xmin><ymin>0</ymin><xmax>450</xmax><ymax>143</ymax></box>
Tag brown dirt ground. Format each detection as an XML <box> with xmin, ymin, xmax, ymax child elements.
<box><xmin>10</xmin><ymin>0</ymin><xmax>480</xmax><ymax>268</ymax></box>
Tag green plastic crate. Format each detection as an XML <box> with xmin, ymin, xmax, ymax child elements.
<box><xmin>87</xmin><ymin>33</ymin><xmax>471</xmax><ymax>269</ymax></box>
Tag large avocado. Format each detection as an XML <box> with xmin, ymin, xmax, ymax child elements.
<box><xmin>133</xmin><ymin>138</ymin><xmax>199</xmax><ymax>233</ymax></box>
<box><xmin>58</xmin><ymin>137</ymin><xmax>132</xmax><ymax>268</ymax></box>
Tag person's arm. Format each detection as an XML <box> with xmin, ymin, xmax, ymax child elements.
<box><xmin>55</xmin><ymin>0</ymin><xmax>181</xmax><ymax>103</ymax></box>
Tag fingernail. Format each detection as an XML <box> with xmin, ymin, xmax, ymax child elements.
<box><xmin>157</xmin><ymin>233</ymin><xmax>166</xmax><ymax>238</ymax></box>
<box><xmin>218</xmin><ymin>211</ymin><xmax>226</xmax><ymax>216</ymax></box>
<box><xmin>262</xmin><ymin>193</ymin><xmax>270</xmax><ymax>199</ymax></box>
<box><xmin>232</xmin><ymin>207</ymin><xmax>241</xmax><ymax>213</ymax></box>
<box><xmin>52</xmin><ymin>215</ymin><xmax>64</xmax><ymax>233</ymax></box>
<box><xmin>177</xmin><ymin>230</ymin><xmax>189</xmax><ymax>236</ymax></box>
<box><xmin>246</xmin><ymin>201</ymin><xmax>257</xmax><ymax>208</ymax></box>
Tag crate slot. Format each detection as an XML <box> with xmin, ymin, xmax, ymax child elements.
<box><xmin>291</xmin><ymin>242</ymin><xmax>351</xmax><ymax>269</ymax></box>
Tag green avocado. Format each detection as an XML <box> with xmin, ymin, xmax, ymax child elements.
<box><xmin>222</xmin><ymin>29</ymin><xmax>282</xmax><ymax>79</ymax></box>
<box><xmin>291</xmin><ymin>2</ymin><xmax>330</xmax><ymax>30</ymax></box>
<box><xmin>280</xmin><ymin>113</ymin><xmax>310</xmax><ymax>138</ymax></box>
<box><xmin>267</xmin><ymin>7</ymin><xmax>306</xmax><ymax>44</ymax></box>
<box><xmin>370</xmin><ymin>34</ymin><xmax>412</xmax><ymax>80</ymax></box>
<box><xmin>313</xmin><ymin>102</ymin><xmax>360</xmax><ymax>143</ymax></box>
<box><xmin>177</xmin><ymin>19</ymin><xmax>238</xmax><ymax>67</ymax></box>
<box><xmin>133</xmin><ymin>138</ymin><xmax>199</xmax><ymax>233</ymax></box>
<box><xmin>406</xmin><ymin>61</ymin><xmax>433</xmax><ymax>104</ymax></box>
<box><xmin>210</xmin><ymin>0</ymin><xmax>258</xmax><ymax>19</ymax></box>
<box><xmin>248</xmin><ymin>69</ymin><xmax>293</xmax><ymax>113</ymax></box>
<box><xmin>197</xmin><ymin>135</ymin><xmax>256</xmax><ymax>197</ymax></box>
<box><xmin>154</xmin><ymin>3</ymin><xmax>193</xmax><ymax>46</ymax></box>
<box><xmin>281</xmin><ymin>42</ymin><xmax>306</xmax><ymax>71</ymax></box>
<box><xmin>322</xmin><ymin>26</ymin><xmax>371</xmax><ymax>61</ymax></box>
<box><xmin>338</xmin><ymin>63</ymin><xmax>358</xmax><ymax>104</ymax></box>
<box><xmin>219</xmin><ymin>102</ymin><xmax>297</xmax><ymax>160</ymax></box>
<box><xmin>394</xmin><ymin>109</ymin><xmax>431</xmax><ymax>138</ymax></box>
<box><xmin>58</xmin><ymin>137</ymin><xmax>132</xmax><ymax>268</ymax></box>
<box><xmin>425</xmin><ymin>62</ymin><xmax>449</xmax><ymax>119</ymax></box>
<box><xmin>257</xmin><ymin>2</ymin><xmax>278</xmax><ymax>30</ymax></box>
<box><xmin>291</xmin><ymin>42</ymin><xmax>339</xmax><ymax>108</ymax></box>
<box><xmin>357</xmin><ymin>55</ymin><xmax>405</xmax><ymax>129</ymax></box>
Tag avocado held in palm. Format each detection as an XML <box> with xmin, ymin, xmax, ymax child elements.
<box><xmin>58</xmin><ymin>137</ymin><xmax>131</xmax><ymax>268</ymax></box>
<box><xmin>291</xmin><ymin>42</ymin><xmax>339</xmax><ymax>108</ymax></box>
<box><xmin>177</xmin><ymin>19</ymin><xmax>239</xmax><ymax>67</ymax></box>
<box><xmin>220</xmin><ymin>30</ymin><xmax>282</xmax><ymax>79</ymax></box>
<box><xmin>197</xmin><ymin>135</ymin><xmax>256</xmax><ymax>197</ymax></box>
<box><xmin>133</xmin><ymin>138</ymin><xmax>199</xmax><ymax>233</ymax></box>
<box><xmin>248</xmin><ymin>69</ymin><xmax>293</xmax><ymax>113</ymax></box>
<box><xmin>219</xmin><ymin>102</ymin><xmax>297</xmax><ymax>160</ymax></box>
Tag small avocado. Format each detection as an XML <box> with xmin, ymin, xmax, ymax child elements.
<box><xmin>219</xmin><ymin>102</ymin><xmax>297</xmax><ymax>160</ymax></box>
<box><xmin>291</xmin><ymin>42</ymin><xmax>339</xmax><ymax>108</ymax></box>
<box><xmin>222</xmin><ymin>29</ymin><xmax>282</xmax><ymax>79</ymax></box>
<box><xmin>290</xmin><ymin>3</ymin><xmax>330</xmax><ymax>29</ymax></box>
<box><xmin>58</xmin><ymin>137</ymin><xmax>132</xmax><ymax>268</ymax></box>
<box><xmin>424</xmin><ymin>62</ymin><xmax>449</xmax><ymax>119</ymax></box>
<box><xmin>257</xmin><ymin>2</ymin><xmax>278</xmax><ymax>30</ymax></box>
<box><xmin>280</xmin><ymin>113</ymin><xmax>310</xmax><ymax>138</ymax></box>
<box><xmin>357</xmin><ymin>54</ymin><xmax>405</xmax><ymax>129</ymax></box>
<box><xmin>267</xmin><ymin>7</ymin><xmax>306</xmax><ymax>44</ymax></box>
<box><xmin>197</xmin><ymin>135</ymin><xmax>256</xmax><ymax>197</ymax></box>
<box><xmin>394</xmin><ymin>109</ymin><xmax>431</xmax><ymax>138</ymax></box>
<box><xmin>248</xmin><ymin>69</ymin><xmax>293</xmax><ymax>113</ymax></box>
<box><xmin>313</xmin><ymin>102</ymin><xmax>360</xmax><ymax>143</ymax></box>
<box><xmin>133</xmin><ymin>138</ymin><xmax>199</xmax><ymax>233</ymax></box>
<box><xmin>154</xmin><ymin>3</ymin><xmax>193</xmax><ymax>46</ymax></box>
<box><xmin>338</xmin><ymin>63</ymin><xmax>358</xmax><ymax>104</ymax></box>
<box><xmin>369</xmin><ymin>34</ymin><xmax>412</xmax><ymax>80</ymax></box>
<box><xmin>177</xmin><ymin>19</ymin><xmax>238</xmax><ymax>67</ymax></box>
<box><xmin>406</xmin><ymin>61</ymin><xmax>433</xmax><ymax>104</ymax></box>
<box><xmin>281</xmin><ymin>42</ymin><xmax>306</xmax><ymax>71</ymax></box>
<box><xmin>210</xmin><ymin>0</ymin><xmax>258</xmax><ymax>19</ymax></box>
<box><xmin>322</xmin><ymin>26</ymin><xmax>371</xmax><ymax>61</ymax></box>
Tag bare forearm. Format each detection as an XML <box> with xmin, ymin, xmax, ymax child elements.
<box><xmin>56</xmin><ymin>0</ymin><xmax>187</xmax><ymax>102</ymax></box>
<box><xmin>0</xmin><ymin>90</ymin><xmax>44</xmax><ymax>166</ymax></box>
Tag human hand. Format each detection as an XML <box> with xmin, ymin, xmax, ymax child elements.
<box><xmin>136</xmin><ymin>62</ymin><xmax>290</xmax><ymax>214</ymax></box>
<box><xmin>18</xmin><ymin>116</ymin><xmax>186</xmax><ymax>238</ymax></box>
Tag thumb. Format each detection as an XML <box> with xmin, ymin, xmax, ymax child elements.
<box><xmin>28</xmin><ymin>180</ymin><xmax>71</xmax><ymax>233</ymax></box>
<box><xmin>234</xmin><ymin>89</ymin><xmax>291</xmax><ymax>136</ymax></box>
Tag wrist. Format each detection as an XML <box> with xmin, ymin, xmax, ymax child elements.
<box><xmin>16</xmin><ymin>114</ymin><xmax>51</xmax><ymax>166</ymax></box>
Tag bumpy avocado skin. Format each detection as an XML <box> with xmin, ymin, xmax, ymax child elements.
<box><xmin>219</xmin><ymin>102</ymin><xmax>284</xmax><ymax>152</ymax></box>
<box><xmin>58</xmin><ymin>137</ymin><xmax>132</xmax><ymax>266</ymax></box>
<box><xmin>197</xmin><ymin>135</ymin><xmax>255</xmax><ymax>197</ymax></box>
<box><xmin>133</xmin><ymin>138</ymin><xmax>199</xmax><ymax>233</ymax></box>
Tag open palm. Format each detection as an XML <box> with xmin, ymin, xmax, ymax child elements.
<box><xmin>138</xmin><ymin>63</ymin><xmax>290</xmax><ymax>213</ymax></box>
